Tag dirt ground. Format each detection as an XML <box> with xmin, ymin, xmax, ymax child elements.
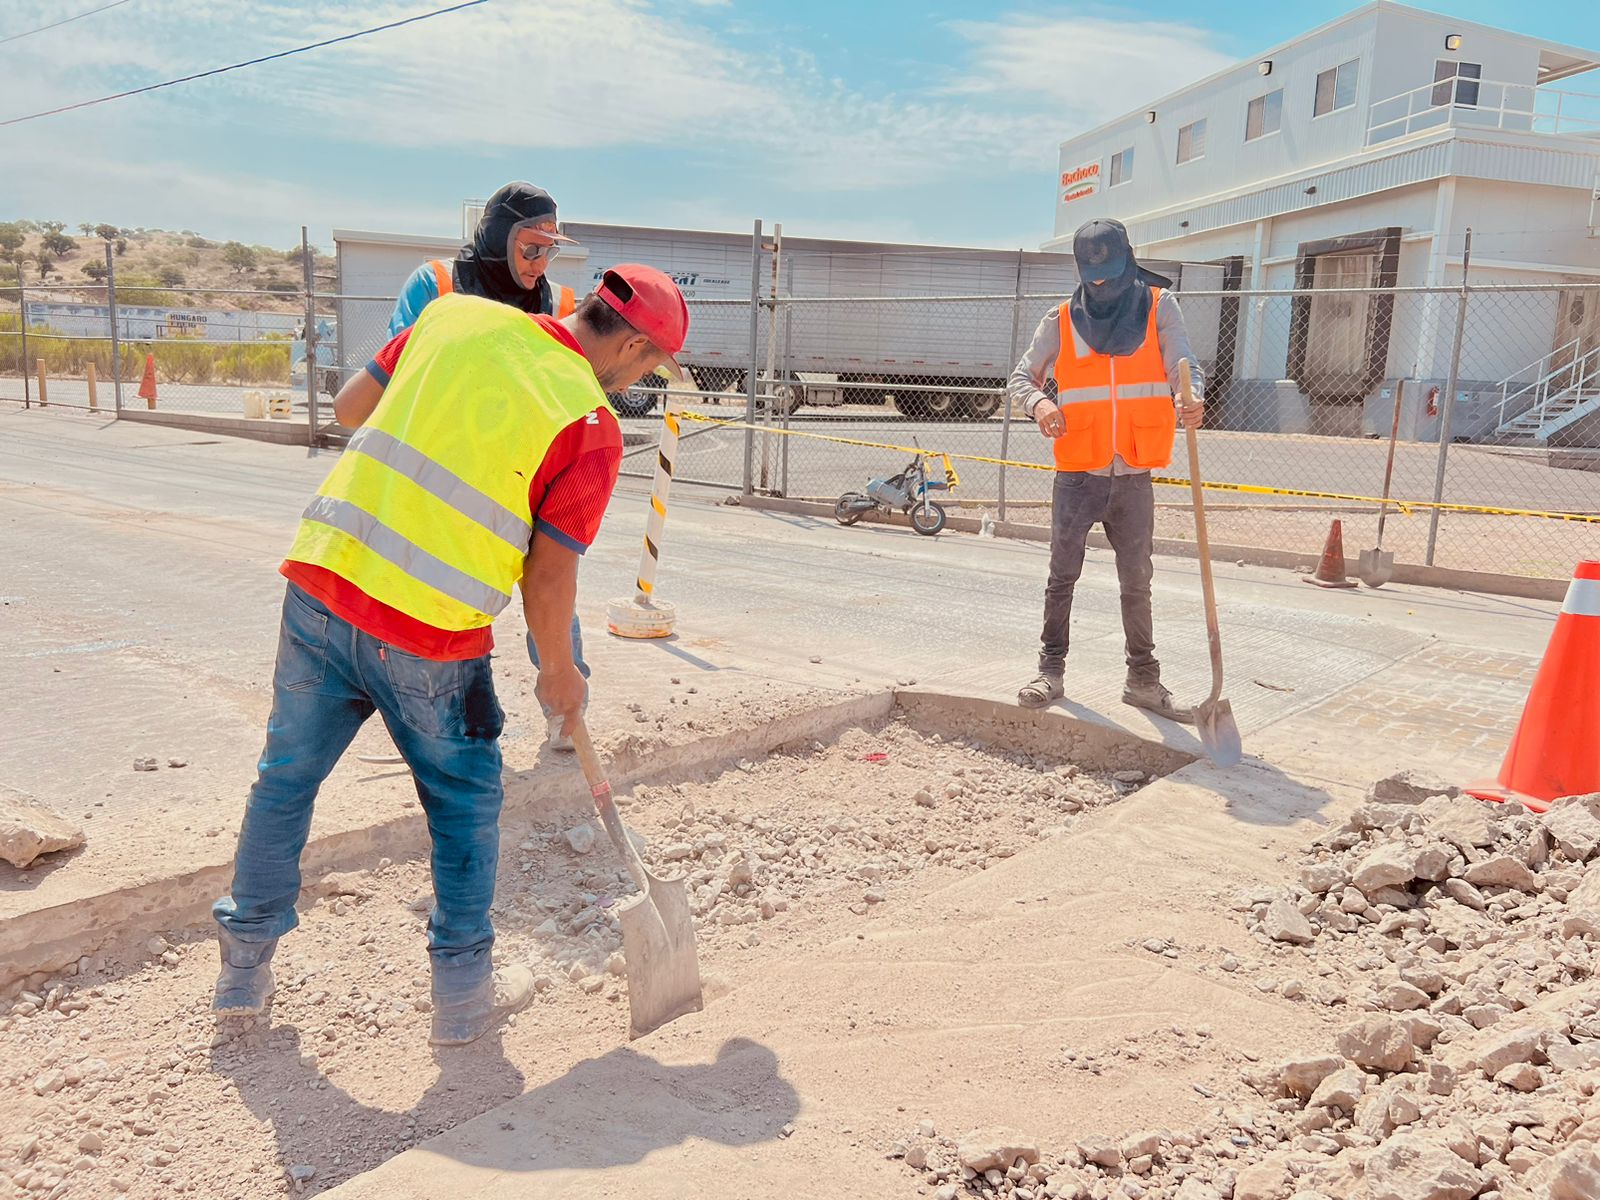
<box><xmin>0</xmin><ymin>716</ymin><xmax>1143</xmax><ymax>1200</ymax></box>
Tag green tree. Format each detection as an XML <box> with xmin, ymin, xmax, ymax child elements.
<box><xmin>82</xmin><ymin>261</ymin><xmax>108</xmax><ymax>281</ymax></box>
<box><xmin>158</xmin><ymin>266</ymin><xmax>186</xmax><ymax>287</ymax></box>
<box><xmin>36</xmin><ymin>254</ymin><xmax>55</xmax><ymax>280</ymax></box>
<box><xmin>115</xmin><ymin>238</ymin><xmax>128</xmax><ymax>256</ymax></box>
<box><xmin>78</xmin><ymin>222</ymin><xmax>95</xmax><ymax>237</ymax></box>
<box><xmin>0</xmin><ymin>222</ymin><xmax>25</xmax><ymax>263</ymax></box>
<box><xmin>39</xmin><ymin>221</ymin><xmax>76</xmax><ymax>258</ymax></box>
<box><xmin>223</xmin><ymin>241</ymin><xmax>257</xmax><ymax>274</ymax></box>
<box><xmin>94</xmin><ymin>223</ymin><xmax>120</xmax><ymax>242</ymax></box>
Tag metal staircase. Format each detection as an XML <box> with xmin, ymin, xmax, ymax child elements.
<box><xmin>1492</xmin><ymin>338</ymin><xmax>1600</xmax><ymax>445</ymax></box>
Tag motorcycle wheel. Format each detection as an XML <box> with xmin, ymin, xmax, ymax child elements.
<box><xmin>834</xmin><ymin>494</ymin><xmax>869</xmax><ymax>526</ymax></box>
<box><xmin>909</xmin><ymin>501</ymin><xmax>947</xmax><ymax>536</ymax></box>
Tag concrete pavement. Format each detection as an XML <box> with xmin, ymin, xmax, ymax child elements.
<box><xmin>0</xmin><ymin>405</ymin><xmax>1566</xmax><ymax>1196</ymax></box>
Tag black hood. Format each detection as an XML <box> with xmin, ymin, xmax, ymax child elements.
<box><xmin>1068</xmin><ymin>218</ymin><xmax>1172</xmax><ymax>356</ymax></box>
<box><xmin>452</xmin><ymin>182</ymin><xmax>560</xmax><ymax>313</ymax></box>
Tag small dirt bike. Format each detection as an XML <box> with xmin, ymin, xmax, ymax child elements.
<box><xmin>833</xmin><ymin>444</ymin><xmax>957</xmax><ymax>536</ymax></box>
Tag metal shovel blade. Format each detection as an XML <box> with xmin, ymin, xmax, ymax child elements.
<box><xmin>614</xmin><ymin>871</ymin><xmax>704</xmax><ymax>1040</ymax></box>
<box><xmin>1194</xmin><ymin>697</ymin><xmax>1243</xmax><ymax>769</ymax></box>
<box><xmin>570</xmin><ymin>720</ymin><xmax>703</xmax><ymax>1040</ymax></box>
<box><xmin>1357</xmin><ymin>547</ymin><xmax>1394</xmax><ymax>589</ymax></box>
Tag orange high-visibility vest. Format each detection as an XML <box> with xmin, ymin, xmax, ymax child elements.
<box><xmin>1051</xmin><ymin>288</ymin><xmax>1177</xmax><ymax>472</ymax></box>
<box><xmin>428</xmin><ymin>259</ymin><xmax>576</xmax><ymax>318</ymax></box>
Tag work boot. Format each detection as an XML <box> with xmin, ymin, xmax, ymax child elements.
<box><xmin>1122</xmin><ymin>677</ymin><xmax>1195</xmax><ymax>725</ymax></box>
<box><xmin>1017</xmin><ymin>671</ymin><xmax>1065</xmax><ymax>709</ymax></box>
<box><xmin>212</xmin><ymin>928</ymin><xmax>278</xmax><ymax>1018</ymax></box>
<box><xmin>430</xmin><ymin>965</ymin><xmax>535</xmax><ymax>1046</ymax></box>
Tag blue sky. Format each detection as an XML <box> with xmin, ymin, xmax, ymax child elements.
<box><xmin>1</xmin><ymin>0</ymin><xmax>1594</xmax><ymax>251</ymax></box>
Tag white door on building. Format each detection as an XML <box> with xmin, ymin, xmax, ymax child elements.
<box><xmin>1550</xmin><ymin>284</ymin><xmax>1600</xmax><ymax>391</ymax></box>
<box><xmin>1305</xmin><ymin>250</ymin><xmax>1377</xmax><ymax>394</ymax></box>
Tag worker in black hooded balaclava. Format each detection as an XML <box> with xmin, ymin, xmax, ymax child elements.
<box><xmin>389</xmin><ymin>182</ymin><xmax>578</xmax><ymax>337</ymax></box>
<box><xmin>384</xmin><ymin>183</ymin><xmax>590</xmax><ymax>751</ymax></box>
<box><xmin>1006</xmin><ymin>217</ymin><xmax>1206</xmax><ymax>723</ymax></box>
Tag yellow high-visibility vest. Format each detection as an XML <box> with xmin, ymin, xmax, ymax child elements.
<box><xmin>287</xmin><ymin>292</ymin><xmax>607</xmax><ymax>630</ymax></box>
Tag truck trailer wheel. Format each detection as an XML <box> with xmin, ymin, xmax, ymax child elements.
<box><xmin>961</xmin><ymin>394</ymin><xmax>1002</xmax><ymax>419</ymax></box>
<box><xmin>609</xmin><ymin>374</ymin><xmax>665</xmax><ymax>418</ymax></box>
<box><xmin>922</xmin><ymin>392</ymin><xmax>959</xmax><ymax>420</ymax></box>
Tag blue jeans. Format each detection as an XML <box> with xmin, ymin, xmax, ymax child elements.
<box><xmin>213</xmin><ymin>584</ymin><xmax>505</xmax><ymax>994</ymax></box>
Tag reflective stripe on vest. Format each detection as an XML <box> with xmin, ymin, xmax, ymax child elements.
<box><xmin>345</xmin><ymin>426</ymin><xmax>532</xmax><ymax>552</ymax></box>
<box><xmin>286</xmin><ymin>292</ymin><xmax>610</xmax><ymax>632</ymax></box>
<box><xmin>1051</xmin><ymin>289</ymin><xmax>1176</xmax><ymax>473</ymax></box>
<box><xmin>301</xmin><ymin>495</ymin><xmax>513</xmax><ymax>615</ymax></box>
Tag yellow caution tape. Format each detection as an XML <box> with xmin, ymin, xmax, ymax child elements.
<box><xmin>679</xmin><ymin>410</ymin><xmax>1600</xmax><ymax>524</ymax></box>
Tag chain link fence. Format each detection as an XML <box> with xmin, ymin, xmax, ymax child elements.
<box><xmin>5</xmin><ymin>258</ymin><xmax>1596</xmax><ymax>581</ymax></box>
<box><xmin>634</xmin><ymin>282</ymin><xmax>1600</xmax><ymax>582</ymax></box>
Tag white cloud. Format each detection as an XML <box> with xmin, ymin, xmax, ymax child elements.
<box><xmin>943</xmin><ymin>13</ymin><xmax>1235</xmax><ymax>120</ymax></box>
<box><xmin>0</xmin><ymin>2</ymin><xmax>1236</xmax><ymax>243</ymax></box>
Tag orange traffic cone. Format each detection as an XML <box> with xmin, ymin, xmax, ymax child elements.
<box><xmin>137</xmin><ymin>354</ymin><xmax>158</xmax><ymax>409</ymax></box>
<box><xmin>1466</xmin><ymin>561</ymin><xmax>1600</xmax><ymax>813</ymax></box>
<box><xmin>1303</xmin><ymin>518</ymin><xmax>1356</xmax><ymax>589</ymax></box>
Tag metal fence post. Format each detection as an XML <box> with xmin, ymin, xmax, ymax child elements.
<box><xmin>301</xmin><ymin>227</ymin><xmax>319</xmax><ymax>446</ymax></box>
<box><xmin>779</xmin><ymin>262</ymin><xmax>793</xmax><ymax>497</ymax></box>
<box><xmin>1425</xmin><ymin>229</ymin><xmax>1472</xmax><ymax>566</ymax></box>
<box><xmin>743</xmin><ymin>219</ymin><xmax>761</xmax><ymax>495</ymax></box>
<box><xmin>999</xmin><ymin>248</ymin><xmax>1026</xmax><ymax>522</ymax></box>
<box><xmin>16</xmin><ymin>264</ymin><xmax>30</xmax><ymax>408</ymax></box>
<box><xmin>105</xmin><ymin>242</ymin><xmax>123</xmax><ymax>414</ymax></box>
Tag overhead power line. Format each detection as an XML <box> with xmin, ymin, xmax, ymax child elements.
<box><xmin>0</xmin><ymin>0</ymin><xmax>490</xmax><ymax>127</ymax></box>
<box><xmin>0</xmin><ymin>0</ymin><xmax>133</xmax><ymax>46</ymax></box>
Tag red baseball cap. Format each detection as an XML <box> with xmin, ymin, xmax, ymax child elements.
<box><xmin>596</xmin><ymin>264</ymin><xmax>689</xmax><ymax>379</ymax></box>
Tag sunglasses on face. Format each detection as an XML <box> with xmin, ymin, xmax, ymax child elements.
<box><xmin>517</xmin><ymin>241</ymin><xmax>560</xmax><ymax>263</ymax></box>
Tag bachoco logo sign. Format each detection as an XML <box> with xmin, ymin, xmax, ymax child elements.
<box><xmin>1060</xmin><ymin>161</ymin><xmax>1101</xmax><ymax>205</ymax></box>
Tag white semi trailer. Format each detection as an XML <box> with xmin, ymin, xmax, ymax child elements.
<box><xmin>333</xmin><ymin>222</ymin><xmax>1223</xmax><ymax>419</ymax></box>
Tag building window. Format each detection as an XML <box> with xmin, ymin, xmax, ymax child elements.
<box><xmin>1314</xmin><ymin>59</ymin><xmax>1360</xmax><ymax>116</ymax></box>
<box><xmin>1246</xmin><ymin>89</ymin><xmax>1283</xmax><ymax>141</ymax></box>
<box><xmin>1176</xmin><ymin>119</ymin><xmax>1207</xmax><ymax>164</ymax></box>
<box><xmin>1432</xmin><ymin>60</ymin><xmax>1481</xmax><ymax>107</ymax></box>
<box><xmin>1109</xmin><ymin>146</ymin><xmax>1134</xmax><ymax>187</ymax></box>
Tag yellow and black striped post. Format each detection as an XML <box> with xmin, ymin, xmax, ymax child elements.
<box><xmin>636</xmin><ymin>402</ymin><xmax>680</xmax><ymax>603</ymax></box>
<box><xmin>607</xmin><ymin>401</ymin><xmax>681</xmax><ymax>639</ymax></box>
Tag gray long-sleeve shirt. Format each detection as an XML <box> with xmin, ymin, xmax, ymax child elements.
<box><xmin>1007</xmin><ymin>291</ymin><xmax>1205</xmax><ymax>476</ymax></box>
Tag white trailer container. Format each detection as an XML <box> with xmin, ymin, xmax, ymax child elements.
<box><xmin>333</xmin><ymin>223</ymin><xmax>1222</xmax><ymax>419</ymax></box>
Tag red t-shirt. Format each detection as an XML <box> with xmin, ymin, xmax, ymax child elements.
<box><xmin>282</xmin><ymin>314</ymin><xmax>621</xmax><ymax>661</ymax></box>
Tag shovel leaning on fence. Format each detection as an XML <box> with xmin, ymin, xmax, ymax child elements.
<box><xmin>1177</xmin><ymin>360</ymin><xmax>1242</xmax><ymax>769</ymax></box>
<box><xmin>1358</xmin><ymin>380</ymin><xmax>1405</xmax><ymax>589</ymax></box>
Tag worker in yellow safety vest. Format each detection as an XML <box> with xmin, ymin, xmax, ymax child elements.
<box><xmin>1007</xmin><ymin>218</ymin><xmax>1205</xmax><ymax>723</ymax></box>
<box><xmin>389</xmin><ymin>182</ymin><xmax>586</xmax><ymax>747</ymax></box>
<box><xmin>212</xmin><ymin>266</ymin><xmax>689</xmax><ymax>1047</ymax></box>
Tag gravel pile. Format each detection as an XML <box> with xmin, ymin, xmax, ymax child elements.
<box><xmin>894</xmin><ymin>778</ymin><xmax>1600</xmax><ymax>1200</ymax></box>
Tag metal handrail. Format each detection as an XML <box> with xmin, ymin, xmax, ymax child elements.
<box><xmin>1498</xmin><ymin>336</ymin><xmax>1580</xmax><ymax>428</ymax></box>
<box><xmin>1368</xmin><ymin>77</ymin><xmax>1600</xmax><ymax>144</ymax></box>
<box><xmin>1498</xmin><ymin>340</ymin><xmax>1600</xmax><ymax>434</ymax></box>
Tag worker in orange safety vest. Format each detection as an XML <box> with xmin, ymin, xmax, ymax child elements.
<box><xmin>1007</xmin><ymin>218</ymin><xmax>1205</xmax><ymax>723</ymax></box>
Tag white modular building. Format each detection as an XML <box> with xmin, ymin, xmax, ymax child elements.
<box><xmin>1044</xmin><ymin>1</ymin><xmax>1600</xmax><ymax>445</ymax></box>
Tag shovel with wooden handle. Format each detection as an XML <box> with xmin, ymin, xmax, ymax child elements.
<box><xmin>1177</xmin><ymin>360</ymin><xmax>1242</xmax><ymax>769</ymax></box>
<box><xmin>1358</xmin><ymin>380</ymin><xmax>1404</xmax><ymax>589</ymax></box>
<box><xmin>568</xmin><ymin>718</ymin><xmax>704</xmax><ymax>1039</ymax></box>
